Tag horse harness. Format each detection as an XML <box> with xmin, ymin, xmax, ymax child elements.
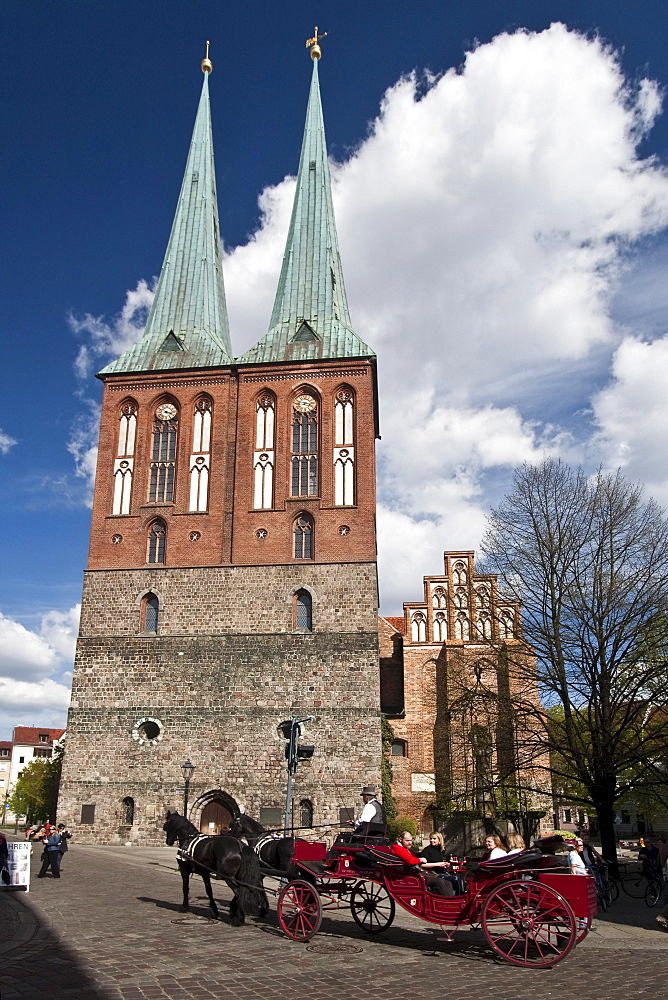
<box><xmin>177</xmin><ymin>833</ymin><xmax>211</xmax><ymax>864</ymax></box>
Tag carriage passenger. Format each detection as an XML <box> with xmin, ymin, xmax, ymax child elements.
<box><xmin>390</xmin><ymin>832</ymin><xmax>455</xmax><ymax>896</ymax></box>
<box><xmin>483</xmin><ymin>835</ymin><xmax>507</xmax><ymax>860</ymax></box>
<box><xmin>418</xmin><ymin>832</ymin><xmax>459</xmax><ymax>892</ymax></box>
<box><xmin>506</xmin><ymin>834</ymin><xmax>526</xmax><ymax>855</ymax></box>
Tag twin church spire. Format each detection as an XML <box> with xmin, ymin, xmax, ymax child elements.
<box><xmin>102</xmin><ymin>39</ymin><xmax>373</xmax><ymax>378</ymax></box>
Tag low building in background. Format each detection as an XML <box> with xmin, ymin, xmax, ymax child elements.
<box><xmin>2</xmin><ymin>727</ymin><xmax>65</xmax><ymax>825</ymax></box>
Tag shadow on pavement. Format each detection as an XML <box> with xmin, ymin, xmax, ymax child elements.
<box><xmin>1</xmin><ymin>891</ymin><xmax>112</xmax><ymax>999</ymax></box>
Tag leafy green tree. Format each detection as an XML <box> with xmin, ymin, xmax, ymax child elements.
<box><xmin>381</xmin><ymin>717</ymin><xmax>397</xmax><ymax>821</ymax></box>
<box><xmin>482</xmin><ymin>459</ymin><xmax>668</xmax><ymax>868</ymax></box>
<box><xmin>9</xmin><ymin>746</ymin><xmax>63</xmax><ymax>825</ymax></box>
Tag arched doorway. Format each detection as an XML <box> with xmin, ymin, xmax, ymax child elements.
<box><xmin>190</xmin><ymin>789</ymin><xmax>240</xmax><ymax>834</ymax></box>
<box><xmin>200</xmin><ymin>800</ymin><xmax>232</xmax><ymax>834</ymax></box>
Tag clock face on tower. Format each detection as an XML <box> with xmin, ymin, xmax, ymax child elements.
<box><xmin>294</xmin><ymin>394</ymin><xmax>317</xmax><ymax>413</ymax></box>
<box><xmin>156</xmin><ymin>403</ymin><xmax>177</xmax><ymax>421</ymax></box>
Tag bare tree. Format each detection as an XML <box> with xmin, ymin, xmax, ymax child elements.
<box><xmin>481</xmin><ymin>459</ymin><xmax>668</xmax><ymax>866</ymax></box>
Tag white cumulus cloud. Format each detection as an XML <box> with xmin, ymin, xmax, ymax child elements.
<box><xmin>0</xmin><ymin>430</ymin><xmax>17</xmax><ymax>455</ymax></box>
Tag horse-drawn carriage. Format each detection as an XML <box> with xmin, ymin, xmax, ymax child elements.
<box><xmin>276</xmin><ymin>833</ymin><xmax>597</xmax><ymax>968</ymax></box>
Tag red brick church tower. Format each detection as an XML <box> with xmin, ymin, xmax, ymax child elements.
<box><xmin>59</xmin><ymin>41</ymin><xmax>381</xmax><ymax>843</ymax></box>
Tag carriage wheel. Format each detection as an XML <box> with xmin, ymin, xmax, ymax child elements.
<box><xmin>277</xmin><ymin>880</ymin><xmax>322</xmax><ymax>942</ymax></box>
<box><xmin>350</xmin><ymin>881</ymin><xmax>396</xmax><ymax>934</ymax></box>
<box><xmin>481</xmin><ymin>879</ymin><xmax>576</xmax><ymax>967</ymax></box>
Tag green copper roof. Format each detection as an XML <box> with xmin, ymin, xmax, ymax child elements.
<box><xmin>100</xmin><ymin>72</ymin><xmax>232</xmax><ymax>376</ymax></box>
<box><xmin>238</xmin><ymin>58</ymin><xmax>374</xmax><ymax>365</ymax></box>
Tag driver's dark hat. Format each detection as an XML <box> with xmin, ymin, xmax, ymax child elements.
<box><xmin>360</xmin><ymin>785</ymin><xmax>377</xmax><ymax>797</ymax></box>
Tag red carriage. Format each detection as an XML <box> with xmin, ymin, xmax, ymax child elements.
<box><xmin>276</xmin><ymin>835</ymin><xmax>597</xmax><ymax>968</ymax></box>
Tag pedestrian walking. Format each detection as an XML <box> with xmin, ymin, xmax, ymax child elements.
<box><xmin>57</xmin><ymin>823</ymin><xmax>72</xmax><ymax>868</ymax></box>
<box><xmin>37</xmin><ymin>828</ymin><xmax>62</xmax><ymax>878</ymax></box>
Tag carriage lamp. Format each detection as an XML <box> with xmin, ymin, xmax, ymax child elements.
<box><xmin>181</xmin><ymin>760</ymin><xmax>196</xmax><ymax>816</ymax></box>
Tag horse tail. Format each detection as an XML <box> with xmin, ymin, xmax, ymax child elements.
<box><xmin>235</xmin><ymin>846</ymin><xmax>269</xmax><ymax>918</ymax></box>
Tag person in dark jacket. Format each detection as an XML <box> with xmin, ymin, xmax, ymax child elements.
<box><xmin>37</xmin><ymin>829</ymin><xmax>62</xmax><ymax>878</ymax></box>
<box><xmin>57</xmin><ymin>824</ymin><xmax>72</xmax><ymax>868</ymax></box>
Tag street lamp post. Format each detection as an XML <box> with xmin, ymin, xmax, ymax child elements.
<box><xmin>181</xmin><ymin>760</ymin><xmax>195</xmax><ymax>818</ymax></box>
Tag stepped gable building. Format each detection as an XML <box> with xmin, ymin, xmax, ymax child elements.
<box><xmin>59</xmin><ymin>40</ymin><xmax>382</xmax><ymax>844</ymax></box>
<box><xmin>380</xmin><ymin>551</ymin><xmax>552</xmax><ymax>846</ymax></box>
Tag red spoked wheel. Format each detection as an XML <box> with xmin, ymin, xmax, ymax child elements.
<box><xmin>277</xmin><ymin>880</ymin><xmax>322</xmax><ymax>942</ymax></box>
<box><xmin>350</xmin><ymin>881</ymin><xmax>396</xmax><ymax>934</ymax></box>
<box><xmin>481</xmin><ymin>879</ymin><xmax>576</xmax><ymax>967</ymax></box>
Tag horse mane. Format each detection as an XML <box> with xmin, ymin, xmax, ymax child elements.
<box><xmin>237</xmin><ymin>813</ymin><xmax>266</xmax><ymax>835</ymax></box>
<box><xmin>165</xmin><ymin>810</ymin><xmax>199</xmax><ymax>838</ymax></box>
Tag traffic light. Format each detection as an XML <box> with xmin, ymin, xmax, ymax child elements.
<box><xmin>278</xmin><ymin>718</ymin><xmax>315</xmax><ymax>772</ymax></box>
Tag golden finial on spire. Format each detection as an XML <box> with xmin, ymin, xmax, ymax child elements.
<box><xmin>306</xmin><ymin>26</ymin><xmax>327</xmax><ymax>60</ymax></box>
<box><xmin>201</xmin><ymin>40</ymin><xmax>212</xmax><ymax>74</ymax></box>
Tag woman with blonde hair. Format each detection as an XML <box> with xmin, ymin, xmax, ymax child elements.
<box><xmin>418</xmin><ymin>831</ymin><xmax>459</xmax><ymax>892</ymax></box>
<box><xmin>483</xmin><ymin>834</ymin><xmax>507</xmax><ymax>860</ymax></box>
<box><xmin>506</xmin><ymin>833</ymin><xmax>526</xmax><ymax>854</ymax></box>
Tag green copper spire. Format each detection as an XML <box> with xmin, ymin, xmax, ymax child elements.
<box><xmin>238</xmin><ymin>54</ymin><xmax>373</xmax><ymax>365</ymax></box>
<box><xmin>101</xmin><ymin>62</ymin><xmax>232</xmax><ymax>376</ymax></box>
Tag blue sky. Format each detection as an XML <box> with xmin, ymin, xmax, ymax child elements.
<box><xmin>2</xmin><ymin>0</ymin><xmax>668</xmax><ymax>738</ymax></box>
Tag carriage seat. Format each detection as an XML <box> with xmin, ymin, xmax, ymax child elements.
<box><xmin>465</xmin><ymin>848</ymin><xmax>567</xmax><ymax>876</ymax></box>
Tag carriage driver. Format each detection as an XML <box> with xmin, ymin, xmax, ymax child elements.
<box><xmin>353</xmin><ymin>785</ymin><xmax>386</xmax><ymax>828</ymax></box>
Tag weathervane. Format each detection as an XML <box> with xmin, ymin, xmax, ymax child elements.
<box><xmin>201</xmin><ymin>40</ymin><xmax>212</xmax><ymax>74</ymax></box>
<box><xmin>306</xmin><ymin>26</ymin><xmax>327</xmax><ymax>60</ymax></box>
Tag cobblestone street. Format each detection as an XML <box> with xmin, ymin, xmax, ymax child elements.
<box><xmin>1</xmin><ymin>841</ymin><xmax>667</xmax><ymax>999</ymax></box>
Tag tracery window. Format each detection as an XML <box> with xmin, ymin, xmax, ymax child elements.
<box><xmin>112</xmin><ymin>400</ymin><xmax>138</xmax><ymax>515</ymax></box>
<box><xmin>411</xmin><ymin>612</ymin><xmax>427</xmax><ymax>643</ymax></box>
<box><xmin>433</xmin><ymin>612</ymin><xmax>448</xmax><ymax>642</ymax></box>
<box><xmin>499</xmin><ymin>609</ymin><xmax>515</xmax><ymax>639</ymax></box>
<box><xmin>475</xmin><ymin>586</ymin><xmax>490</xmax><ymax>608</ymax></box>
<box><xmin>295</xmin><ymin>589</ymin><xmax>313</xmax><ymax>630</ymax></box>
<box><xmin>432</xmin><ymin>586</ymin><xmax>447</xmax><ymax>610</ymax></box>
<box><xmin>454</xmin><ymin>587</ymin><xmax>468</xmax><ymax>610</ymax></box>
<box><xmin>189</xmin><ymin>397</ymin><xmax>211</xmax><ymax>512</ymax></box>
<box><xmin>454</xmin><ymin>612</ymin><xmax>470</xmax><ymax>641</ymax></box>
<box><xmin>149</xmin><ymin>402</ymin><xmax>178</xmax><ymax>503</ymax></box>
<box><xmin>294</xmin><ymin>515</ymin><xmax>314</xmax><ymax>559</ymax></box>
<box><xmin>453</xmin><ymin>561</ymin><xmax>468</xmax><ymax>586</ymax></box>
<box><xmin>291</xmin><ymin>394</ymin><xmax>318</xmax><ymax>497</ymax></box>
<box><xmin>147</xmin><ymin>521</ymin><xmax>166</xmax><ymax>564</ymax></box>
<box><xmin>333</xmin><ymin>388</ymin><xmax>355</xmax><ymax>506</ymax></box>
<box><xmin>254</xmin><ymin>392</ymin><xmax>275</xmax><ymax>509</ymax></box>
<box><xmin>477</xmin><ymin>612</ymin><xmax>492</xmax><ymax>639</ymax></box>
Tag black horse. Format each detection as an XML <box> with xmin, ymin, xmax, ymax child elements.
<box><xmin>230</xmin><ymin>813</ymin><xmax>306</xmax><ymax>877</ymax></box>
<box><xmin>163</xmin><ymin>811</ymin><xmax>268</xmax><ymax>925</ymax></box>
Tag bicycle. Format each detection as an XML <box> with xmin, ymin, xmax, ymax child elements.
<box><xmin>621</xmin><ymin>863</ymin><xmax>663</xmax><ymax>900</ymax></box>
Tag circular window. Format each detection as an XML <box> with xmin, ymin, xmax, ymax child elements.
<box><xmin>112</xmin><ymin>534</ymin><xmax>123</xmax><ymax>544</ymax></box>
<box><xmin>131</xmin><ymin>717</ymin><xmax>164</xmax><ymax>747</ymax></box>
<box><xmin>256</xmin><ymin>528</ymin><xmax>268</xmax><ymax>539</ymax></box>
<box><xmin>338</xmin><ymin>525</ymin><xmax>351</xmax><ymax>536</ymax></box>
<box><xmin>189</xmin><ymin>531</ymin><xmax>201</xmax><ymax>541</ymax></box>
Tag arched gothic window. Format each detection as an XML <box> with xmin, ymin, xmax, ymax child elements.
<box><xmin>189</xmin><ymin>397</ymin><xmax>211</xmax><ymax>512</ymax></box>
<box><xmin>499</xmin><ymin>609</ymin><xmax>515</xmax><ymax>639</ymax></box>
<box><xmin>433</xmin><ymin>612</ymin><xmax>448</xmax><ymax>642</ymax></box>
<box><xmin>122</xmin><ymin>797</ymin><xmax>135</xmax><ymax>825</ymax></box>
<box><xmin>294</xmin><ymin>515</ymin><xmax>314</xmax><ymax>559</ymax></box>
<box><xmin>294</xmin><ymin>589</ymin><xmax>313</xmax><ymax>630</ymax></box>
<box><xmin>432</xmin><ymin>587</ymin><xmax>447</xmax><ymax>609</ymax></box>
<box><xmin>291</xmin><ymin>394</ymin><xmax>318</xmax><ymax>497</ymax></box>
<box><xmin>149</xmin><ymin>402</ymin><xmax>178</xmax><ymax>502</ymax></box>
<box><xmin>254</xmin><ymin>393</ymin><xmax>275</xmax><ymax>509</ymax></box>
<box><xmin>454</xmin><ymin>612</ymin><xmax>470</xmax><ymax>641</ymax></box>
<box><xmin>453</xmin><ymin>561</ymin><xmax>468</xmax><ymax>586</ymax></box>
<box><xmin>113</xmin><ymin>400</ymin><xmax>137</xmax><ymax>515</ymax></box>
<box><xmin>477</xmin><ymin>612</ymin><xmax>492</xmax><ymax>639</ymax></box>
<box><xmin>333</xmin><ymin>388</ymin><xmax>355</xmax><ymax>506</ymax></box>
<box><xmin>475</xmin><ymin>586</ymin><xmax>490</xmax><ymax>608</ymax></box>
<box><xmin>147</xmin><ymin>521</ymin><xmax>166</xmax><ymax>564</ymax></box>
<box><xmin>299</xmin><ymin>798</ymin><xmax>313</xmax><ymax>829</ymax></box>
<box><xmin>411</xmin><ymin>612</ymin><xmax>427</xmax><ymax>643</ymax></box>
<box><xmin>454</xmin><ymin>587</ymin><xmax>468</xmax><ymax>609</ymax></box>
<box><xmin>143</xmin><ymin>593</ymin><xmax>159</xmax><ymax>632</ymax></box>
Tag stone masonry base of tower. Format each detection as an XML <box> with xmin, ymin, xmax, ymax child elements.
<box><xmin>59</xmin><ymin>564</ymin><xmax>381</xmax><ymax>844</ymax></box>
